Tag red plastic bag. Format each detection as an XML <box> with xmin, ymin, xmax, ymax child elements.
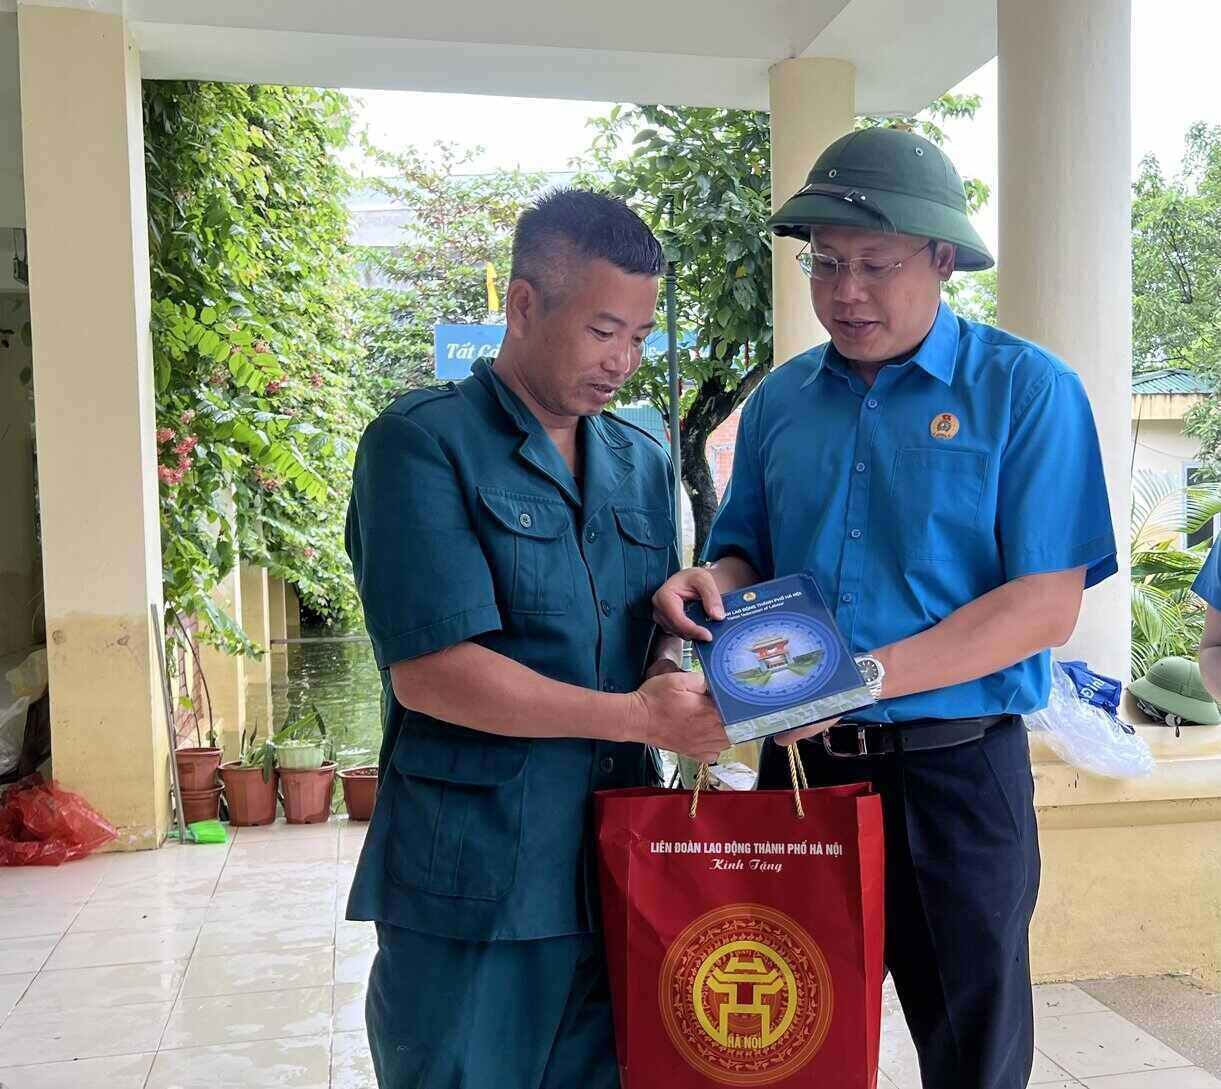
<box><xmin>0</xmin><ymin>774</ymin><xmax>117</xmax><ymax>866</ymax></box>
<box><xmin>596</xmin><ymin>776</ymin><xmax>885</xmax><ymax>1089</ymax></box>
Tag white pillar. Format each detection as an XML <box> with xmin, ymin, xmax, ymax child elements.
<box><xmin>768</xmin><ymin>59</ymin><xmax>855</xmax><ymax>365</ymax></box>
<box><xmin>19</xmin><ymin>5</ymin><xmax>168</xmax><ymax>847</ymax></box>
<box><xmin>997</xmin><ymin>0</ymin><xmax>1132</xmax><ymax>679</ymax></box>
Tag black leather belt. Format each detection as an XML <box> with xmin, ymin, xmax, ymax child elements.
<box><xmin>817</xmin><ymin>714</ymin><xmax>1017</xmax><ymax>758</ymax></box>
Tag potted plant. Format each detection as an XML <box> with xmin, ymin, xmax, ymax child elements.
<box><xmin>170</xmin><ymin>615</ymin><xmax>223</xmax><ymax>792</ymax></box>
<box><xmin>274</xmin><ymin>707</ymin><xmax>336</xmax><ymax>824</ymax></box>
<box><xmin>219</xmin><ymin>725</ymin><xmax>279</xmax><ymax>827</ymax></box>
<box><xmin>339</xmin><ymin>765</ymin><xmax>379</xmax><ymax>821</ymax></box>
<box><xmin>177</xmin><ymin>719</ymin><xmax>223</xmax><ymax>823</ymax></box>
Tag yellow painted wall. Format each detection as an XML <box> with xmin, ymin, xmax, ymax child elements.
<box><xmin>20</xmin><ymin>7</ymin><xmax>168</xmax><ymax>849</ymax></box>
<box><xmin>1030</xmin><ymin>704</ymin><xmax>1221</xmax><ymax>986</ymax></box>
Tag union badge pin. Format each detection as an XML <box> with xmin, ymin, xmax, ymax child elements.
<box><xmin>930</xmin><ymin>412</ymin><xmax>960</xmax><ymax>440</ymax></box>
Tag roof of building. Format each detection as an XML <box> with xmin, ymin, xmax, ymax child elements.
<box><xmin>1132</xmin><ymin>369</ymin><xmax>1215</xmax><ymax>396</ymax></box>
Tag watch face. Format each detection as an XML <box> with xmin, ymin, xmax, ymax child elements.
<box><xmin>857</xmin><ymin>657</ymin><xmax>879</xmax><ymax>685</ymax></box>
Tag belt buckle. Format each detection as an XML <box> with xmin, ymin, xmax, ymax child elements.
<box><xmin>821</xmin><ymin>725</ymin><xmax>869</xmax><ymax>758</ymax></box>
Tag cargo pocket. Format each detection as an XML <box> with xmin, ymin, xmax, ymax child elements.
<box><xmin>477</xmin><ymin>487</ymin><xmax>575</xmax><ymax>615</ymax></box>
<box><xmin>387</xmin><ymin>724</ymin><xmax>530</xmax><ymax>902</ymax></box>
<box><xmin>613</xmin><ymin>506</ymin><xmax>673</xmax><ymax>618</ymax></box>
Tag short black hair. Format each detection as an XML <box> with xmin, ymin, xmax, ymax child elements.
<box><xmin>510</xmin><ymin>188</ymin><xmax>663</xmax><ymax>306</ymax></box>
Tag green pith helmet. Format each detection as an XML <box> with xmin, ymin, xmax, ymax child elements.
<box><xmin>768</xmin><ymin>127</ymin><xmax>995</xmax><ymax>272</ymax></box>
<box><xmin>1128</xmin><ymin>656</ymin><xmax>1221</xmax><ymax>725</ymax></box>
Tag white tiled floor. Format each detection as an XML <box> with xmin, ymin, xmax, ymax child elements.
<box><xmin>0</xmin><ymin>818</ymin><xmax>1215</xmax><ymax>1089</ymax></box>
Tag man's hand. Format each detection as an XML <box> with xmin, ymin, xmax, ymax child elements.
<box><xmin>772</xmin><ymin>717</ymin><xmax>840</xmax><ymax>747</ymax></box>
<box><xmin>644</xmin><ymin>656</ymin><xmax>683</xmax><ymax>680</ymax></box>
<box><xmin>652</xmin><ymin>567</ymin><xmax>727</xmax><ymax>642</ymax></box>
<box><xmin>629</xmin><ymin>671</ymin><xmax>730</xmax><ymax>763</ymax></box>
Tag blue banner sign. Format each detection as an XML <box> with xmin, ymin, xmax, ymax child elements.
<box><xmin>434</xmin><ymin>323</ymin><xmax>698</xmax><ymax>380</ymax></box>
<box><xmin>434</xmin><ymin>324</ymin><xmax>506</xmax><ymax>379</ymax></box>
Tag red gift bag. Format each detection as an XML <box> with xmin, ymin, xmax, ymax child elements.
<box><xmin>596</xmin><ymin>756</ymin><xmax>885</xmax><ymax>1088</ymax></box>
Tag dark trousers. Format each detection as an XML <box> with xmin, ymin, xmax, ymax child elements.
<box><xmin>366</xmin><ymin>923</ymin><xmax>620</xmax><ymax>1089</ymax></box>
<box><xmin>760</xmin><ymin>715</ymin><xmax>1041</xmax><ymax>1089</ymax></box>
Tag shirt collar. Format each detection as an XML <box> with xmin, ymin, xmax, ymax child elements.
<box><xmin>473</xmin><ymin>358</ymin><xmax>630</xmax><ymax>451</ymax></box>
<box><xmin>800</xmin><ymin>302</ymin><xmax>960</xmax><ymax>388</ymax></box>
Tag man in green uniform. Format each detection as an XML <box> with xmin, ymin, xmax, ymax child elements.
<box><xmin>345</xmin><ymin>188</ymin><xmax>728</xmax><ymax>1088</ymax></box>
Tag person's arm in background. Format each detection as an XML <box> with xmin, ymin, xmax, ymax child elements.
<box><xmin>1199</xmin><ymin>607</ymin><xmax>1221</xmax><ymax>700</ymax></box>
<box><xmin>1192</xmin><ymin>542</ymin><xmax>1221</xmax><ymax>700</ymax></box>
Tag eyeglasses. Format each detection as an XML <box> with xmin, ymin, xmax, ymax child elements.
<box><xmin>796</xmin><ymin>240</ymin><xmax>933</xmax><ymax>283</ymax></box>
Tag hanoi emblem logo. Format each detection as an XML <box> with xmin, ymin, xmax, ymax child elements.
<box><xmin>709</xmin><ymin>613</ymin><xmax>840</xmax><ymax>709</ymax></box>
<box><xmin>659</xmin><ymin>904</ymin><xmax>834</xmax><ymax>1086</ymax></box>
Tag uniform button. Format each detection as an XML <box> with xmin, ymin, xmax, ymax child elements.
<box><xmin>600</xmin><ymin>600</ymin><xmax>612</xmax><ymax>617</ymax></box>
<box><xmin>855</xmin><ymin>462</ymin><xmax>866</xmax><ymax>473</ymax></box>
<box><xmin>519</xmin><ymin>512</ymin><xmax>533</xmax><ymax>528</ymax></box>
<box><xmin>866</xmin><ymin>398</ymin><xmax>879</xmax><ymax>409</ymax></box>
<box><xmin>841</xmin><ymin>593</ymin><xmax>853</xmax><ymax>603</ymax></box>
<box><xmin>586</xmin><ymin>528</ymin><xmax>597</xmax><ymax>543</ymax></box>
<box><xmin>850</xmin><ymin>529</ymin><xmax>862</xmax><ymax>539</ymax></box>
<box><xmin>600</xmin><ymin>756</ymin><xmax>615</xmax><ymax>773</ymax></box>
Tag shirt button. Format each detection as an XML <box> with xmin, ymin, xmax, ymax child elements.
<box><xmin>519</xmin><ymin>512</ymin><xmax>533</xmax><ymax>528</ymax></box>
<box><xmin>855</xmin><ymin>462</ymin><xmax>866</xmax><ymax>473</ymax></box>
<box><xmin>602</xmin><ymin>680</ymin><xmax>616</xmax><ymax>692</ymax></box>
<box><xmin>866</xmin><ymin>398</ymin><xmax>879</xmax><ymax>409</ymax></box>
<box><xmin>600</xmin><ymin>756</ymin><xmax>615</xmax><ymax>774</ymax></box>
<box><xmin>586</xmin><ymin>528</ymin><xmax>597</xmax><ymax>543</ymax></box>
<box><xmin>841</xmin><ymin>593</ymin><xmax>853</xmax><ymax>603</ymax></box>
<box><xmin>600</xmin><ymin>600</ymin><xmax>612</xmax><ymax>617</ymax></box>
<box><xmin>850</xmin><ymin>529</ymin><xmax>862</xmax><ymax>539</ymax></box>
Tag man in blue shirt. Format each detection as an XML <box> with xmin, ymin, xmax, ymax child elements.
<box><xmin>654</xmin><ymin>130</ymin><xmax>1117</xmax><ymax>1089</ymax></box>
<box><xmin>347</xmin><ymin>190</ymin><xmax>727</xmax><ymax>1088</ymax></box>
<box><xmin>1194</xmin><ymin>541</ymin><xmax>1221</xmax><ymax>699</ymax></box>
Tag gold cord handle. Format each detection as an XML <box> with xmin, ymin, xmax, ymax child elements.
<box><xmin>687</xmin><ymin>746</ymin><xmax>807</xmax><ymax>820</ymax></box>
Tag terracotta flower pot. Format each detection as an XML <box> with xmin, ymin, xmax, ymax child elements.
<box><xmin>180</xmin><ymin>785</ymin><xmax>222</xmax><ymax>824</ymax></box>
<box><xmin>220</xmin><ymin>762</ymin><xmax>279</xmax><ymax>827</ymax></box>
<box><xmin>280</xmin><ymin>762</ymin><xmax>337</xmax><ymax>825</ymax></box>
<box><xmin>339</xmin><ymin>765</ymin><xmax>379</xmax><ymax>821</ymax></box>
<box><xmin>175</xmin><ymin>747</ymin><xmax>223</xmax><ymax>791</ymax></box>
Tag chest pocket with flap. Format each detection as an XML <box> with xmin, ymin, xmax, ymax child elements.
<box><xmin>613</xmin><ymin>506</ymin><xmax>673</xmax><ymax>619</ymax></box>
<box><xmin>477</xmin><ymin>487</ymin><xmax>575</xmax><ymax>615</ymax></box>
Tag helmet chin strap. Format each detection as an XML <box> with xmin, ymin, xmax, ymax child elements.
<box><xmin>793</xmin><ymin>184</ymin><xmax>897</xmax><ymax>232</ymax></box>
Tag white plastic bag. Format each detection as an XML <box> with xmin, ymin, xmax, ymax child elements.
<box><xmin>1025</xmin><ymin>662</ymin><xmax>1155</xmax><ymax>779</ymax></box>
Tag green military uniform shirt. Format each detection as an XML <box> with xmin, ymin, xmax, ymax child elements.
<box><xmin>344</xmin><ymin>359</ymin><xmax>677</xmax><ymax>940</ymax></box>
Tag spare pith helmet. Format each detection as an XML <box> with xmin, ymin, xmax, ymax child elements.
<box><xmin>1128</xmin><ymin>656</ymin><xmax>1221</xmax><ymax>726</ymax></box>
<box><xmin>768</xmin><ymin>127</ymin><xmax>995</xmax><ymax>272</ymax></box>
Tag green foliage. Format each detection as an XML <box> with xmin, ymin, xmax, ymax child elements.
<box><xmin>1129</xmin><ymin>470</ymin><xmax>1221</xmax><ymax>678</ymax></box>
<box><xmin>354</xmin><ymin>142</ymin><xmax>545</xmax><ymax>403</ymax></box>
<box><xmin>579</xmin><ymin>95</ymin><xmax>988</xmax><ymax>556</ymax></box>
<box><xmin>269</xmin><ymin>704</ymin><xmax>332</xmax><ymax>766</ymax></box>
<box><xmin>1132</xmin><ymin>123</ymin><xmax>1221</xmax><ymax>472</ymax></box>
<box><xmin>942</xmin><ymin>267</ymin><xmax>997</xmax><ymax>325</ymax></box>
<box><xmin>144</xmin><ymin>82</ymin><xmax>373</xmax><ymax>652</ymax></box>
<box><xmin>237</xmin><ymin>723</ymin><xmax>276</xmax><ymax>782</ymax></box>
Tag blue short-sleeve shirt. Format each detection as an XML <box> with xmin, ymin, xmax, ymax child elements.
<box><xmin>1192</xmin><ymin>540</ymin><xmax>1221</xmax><ymax>609</ymax></box>
<box><xmin>704</xmin><ymin>302</ymin><xmax>1117</xmax><ymax>721</ymax></box>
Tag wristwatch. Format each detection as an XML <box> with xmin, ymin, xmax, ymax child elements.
<box><xmin>855</xmin><ymin>654</ymin><xmax>886</xmax><ymax>699</ymax></box>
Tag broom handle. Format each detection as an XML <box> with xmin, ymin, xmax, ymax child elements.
<box><xmin>151</xmin><ymin>605</ymin><xmax>189</xmax><ymax>841</ymax></box>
